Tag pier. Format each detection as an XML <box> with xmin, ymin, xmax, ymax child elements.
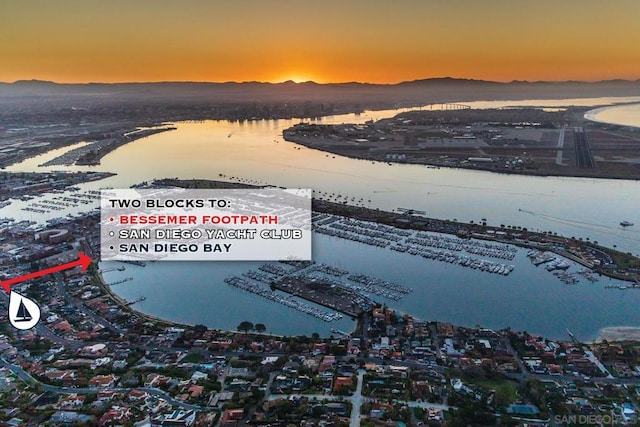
<box><xmin>121</xmin><ymin>260</ymin><xmax>146</xmax><ymax>267</ymax></box>
<box><xmin>108</xmin><ymin>277</ymin><xmax>133</xmax><ymax>286</ymax></box>
<box><xmin>125</xmin><ymin>296</ymin><xmax>146</xmax><ymax>306</ymax></box>
<box><xmin>98</xmin><ymin>266</ymin><xmax>126</xmax><ymax>273</ymax></box>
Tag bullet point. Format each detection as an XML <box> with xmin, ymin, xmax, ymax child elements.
<box><xmin>109</xmin><ymin>217</ymin><xmax>114</xmax><ymax>222</ymax></box>
<box><xmin>109</xmin><ymin>246</ymin><xmax>114</xmax><ymax>250</ymax></box>
<box><xmin>109</xmin><ymin>231</ymin><xmax>115</xmax><ymax>237</ymax></box>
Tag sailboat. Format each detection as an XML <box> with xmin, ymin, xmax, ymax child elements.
<box><xmin>14</xmin><ymin>299</ymin><xmax>32</xmax><ymax>322</ymax></box>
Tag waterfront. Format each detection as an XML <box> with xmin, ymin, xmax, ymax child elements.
<box><xmin>585</xmin><ymin>103</ymin><xmax>640</xmax><ymax>128</ymax></box>
<box><xmin>4</xmin><ymin>98</ymin><xmax>640</xmax><ymax>255</ymax></box>
<box><xmin>101</xmin><ymin>225</ymin><xmax>639</xmax><ymax>342</ymax></box>
<box><xmin>3</xmin><ymin>97</ymin><xmax>640</xmax><ymax>341</ymax></box>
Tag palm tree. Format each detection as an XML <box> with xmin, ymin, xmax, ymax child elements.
<box><xmin>237</xmin><ymin>321</ymin><xmax>254</xmax><ymax>333</ymax></box>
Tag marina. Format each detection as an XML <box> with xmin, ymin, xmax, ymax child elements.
<box><xmin>4</xmin><ymin>98</ymin><xmax>640</xmax><ymax>256</ymax></box>
<box><xmin>223</xmin><ymin>276</ymin><xmax>344</xmax><ymax>322</ymax></box>
<box><xmin>225</xmin><ymin>257</ymin><xmax>411</xmax><ymax>321</ymax></box>
<box><xmin>526</xmin><ymin>250</ymin><xmax>591</xmax><ymax>285</ymax></box>
<box><xmin>99</xmin><ymin>228</ymin><xmax>640</xmax><ymax>340</ymax></box>
<box><xmin>314</xmin><ymin>213</ymin><xmax>518</xmax><ymax>276</ymax></box>
<box><xmin>3</xmin><ymin>98</ymin><xmax>638</xmax><ymax>340</ymax></box>
<box><xmin>4</xmin><ymin>2</ymin><xmax>640</xmax><ymax>423</ymax></box>
<box><xmin>274</xmin><ymin>276</ymin><xmax>375</xmax><ymax>317</ymax></box>
<box><xmin>19</xmin><ymin>189</ymin><xmax>101</xmax><ymax>214</ymax></box>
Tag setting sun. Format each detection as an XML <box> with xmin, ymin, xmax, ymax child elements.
<box><xmin>274</xmin><ymin>73</ymin><xmax>319</xmax><ymax>84</ymax></box>
<box><xmin>2</xmin><ymin>1</ymin><xmax>640</xmax><ymax>83</ymax></box>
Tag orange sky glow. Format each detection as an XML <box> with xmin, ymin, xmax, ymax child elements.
<box><xmin>1</xmin><ymin>0</ymin><xmax>639</xmax><ymax>84</ymax></box>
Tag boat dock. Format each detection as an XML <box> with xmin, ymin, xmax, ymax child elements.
<box><xmin>98</xmin><ymin>265</ymin><xmax>126</xmax><ymax>273</ymax></box>
<box><xmin>224</xmin><ymin>257</ymin><xmax>409</xmax><ymax>321</ymax></box>
<box><xmin>273</xmin><ymin>276</ymin><xmax>375</xmax><ymax>317</ymax></box>
<box><xmin>120</xmin><ymin>260</ymin><xmax>146</xmax><ymax>267</ymax></box>
<box><xmin>313</xmin><ymin>213</ymin><xmax>517</xmax><ymax>276</ymax></box>
<box><xmin>108</xmin><ymin>277</ymin><xmax>133</xmax><ymax>286</ymax></box>
<box><xmin>224</xmin><ymin>276</ymin><xmax>343</xmax><ymax>322</ymax></box>
<box><xmin>527</xmin><ymin>250</ymin><xmax>583</xmax><ymax>285</ymax></box>
<box><xmin>125</xmin><ymin>296</ymin><xmax>146</xmax><ymax>306</ymax></box>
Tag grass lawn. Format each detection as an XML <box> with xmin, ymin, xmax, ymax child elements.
<box><xmin>182</xmin><ymin>353</ymin><xmax>206</xmax><ymax>364</ymax></box>
<box><xmin>465</xmin><ymin>378</ymin><xmax>519</xmax><ymax>406</ymax></box>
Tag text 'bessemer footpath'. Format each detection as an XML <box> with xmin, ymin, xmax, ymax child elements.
<box><xmin>100</xmin><ymin>188</ymin><xmax>312</xmax><ymax>261</ymax></box>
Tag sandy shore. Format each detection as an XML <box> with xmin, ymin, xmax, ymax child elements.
<box><xmin>584</xmin><ymin>103</ymin><xmax>640</xmax><ymax>128</ymax></box>
<box><xmin>593</xmin><ymin>326</ymin><xmax>640</xmax><ymax>343</ymax></box>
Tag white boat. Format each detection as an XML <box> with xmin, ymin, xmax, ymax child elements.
<box><xmin>620</xmin><ymin>221</ymin><xmax>634</xmax><ymax>227</ymax></box>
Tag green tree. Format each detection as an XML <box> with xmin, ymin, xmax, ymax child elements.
<box><xmin>311</xmin><ymin>405</ymin><xmax>324</xmax><ymax>418</ymax></box>
<box><xmin>237</xmin><ymin>321</ymin><xmax>254</xmax><ymax>333</ymax></box>
<box><xmin>193</xmin><ymin>324</ymin><xmax>208</xmax><ymax>335</ymax></box>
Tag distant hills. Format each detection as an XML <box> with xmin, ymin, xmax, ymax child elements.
<box><xmin>1</xmin><ymin>78</ymin><xmax>639</xmax><ymax>108</ymax></box>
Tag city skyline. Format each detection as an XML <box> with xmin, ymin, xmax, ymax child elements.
<box><xmin>2</xmin><ymin>0</ymin><xmax>639</xmax><ymax>84</ymax></box>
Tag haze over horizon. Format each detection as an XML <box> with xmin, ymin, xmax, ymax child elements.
<box><xmin>2</xmin><ymin>0</ymin><xmax>639</xmax><ymax>84</ymax></box>
<box><xmin>4</xmin><ymin>76</ymin><xmax>640</xmax><ymax>86</ymax></box>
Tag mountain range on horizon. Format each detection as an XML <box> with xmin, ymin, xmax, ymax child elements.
<box><xmin>1</xmin><ymin>77</ymin><xmax>639</xmax><ymax>109</ymax></box>
<box><xmin>3</xmin><ymin>76</ymin><xmax>640</xmax><ymax>87</ymax></box>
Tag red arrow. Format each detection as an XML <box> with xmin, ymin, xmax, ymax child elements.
<box><xmin>1</xmin><ymin>252</ymin><xmax>92</xmax><ymax>293</ymax></box>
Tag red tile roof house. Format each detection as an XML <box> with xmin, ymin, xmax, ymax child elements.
<box><xmin>97</xmin><ymin>390</ymin><xmax>120</xmax><ymax>402</ymax></box>
<box><xmin>128</xmin><ymin>389</ymin><xmax>148</xmax><ymax>401</ymax></box>
<box><xmin>52</xmin><ymin>320</ymin><xmax>73</xmax><ymax>333</ymax></box>
<box><xmin>221</xmin><ymin>408</ymin><xmax>244</xmax><ymax>427</ymax></box>
<box><xmin>145</xmin><ymin>373</ymin><xmax>170</xmax><ymax>387</ymax></box>
<box><xmin>333</xmin><ymin>376</ymin><xmax>353</xmax><ymax>392</ymax></box>
<box><xmin>89</xmin><ymin>374</ymin><xmax>118</xmax><ymax>388</ymax></box>
<box><xmin>44</xmin><ymin>369</ymin><xmax>76</xmax><ymax>383</ymax></box>
<box><xmin>188</xmin><ymin>384</ymin><xmax>204</xmax><ymax>399</ymax></box>
<box><xmin>99</xmin><ymin>407</ymin><xmax>132</xmax><ymax>427</ymax></box>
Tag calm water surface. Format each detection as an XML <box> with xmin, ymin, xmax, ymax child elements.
<box><xmin>3</xmin><ymin>97</ymin><xmax>640</xmax><ymax>340</ymax></box>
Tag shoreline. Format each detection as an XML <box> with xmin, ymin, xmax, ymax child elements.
<box><xmin>157</xmin><ymin>178</ymin><xmax>639</xmax><ymax>284</ymax></box>
<box><xmin>96</xmin><ymin>269</ymin><xmax>290</xmax><ymax>338</ymax></box>
<box><xmin>282</xmin><ymin>133</ymin><xmax>640</xmax><ymax>182</ymax></box>
<box><xmin>3</xmin><ymin>99</ymin><xmax>639</xmax><ymax>181</ymax></box>
<box><xmin>310</xmin><ymin>199</ymin><xmax>639</xmax><ymax>283</ymax></box>
<box><xmin>593</xmin><ymin>326</ymin><xmax>640</xmax><ymax>343</ymax></box>
<box><xmin>583</xmin><ymin>103</ymin><xmax>640</xmax><ymax>129</ymax></box>
<box><xmin>75</xmin><ymin>126</ymin><xmax>177</xmax><ymax>166</ymax></box>
<box><xmin>88</xmin><ymin>178</ymin><xmax>640</xmax><ymax>342</ymax></box>
<box><xmin>96</xmin><ymin>270</ymin><xmax>186</xmax><ymax>328</ymax></box>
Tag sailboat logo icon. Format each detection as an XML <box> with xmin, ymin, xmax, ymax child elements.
<box><xmin>16</xmin><ymin>300</ymin><xmax>32</xmax><ymax>321</ymax></box>
<box><xmin>8</xmin><ymin>291</ymin><xmax>40</xmax><ymax>330</ymax></box>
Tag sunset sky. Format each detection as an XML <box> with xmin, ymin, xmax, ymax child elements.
<box><xmin>1</xmin><ymin>0</ymin><xmax>639</xmax><ymax>84</ymax></box>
